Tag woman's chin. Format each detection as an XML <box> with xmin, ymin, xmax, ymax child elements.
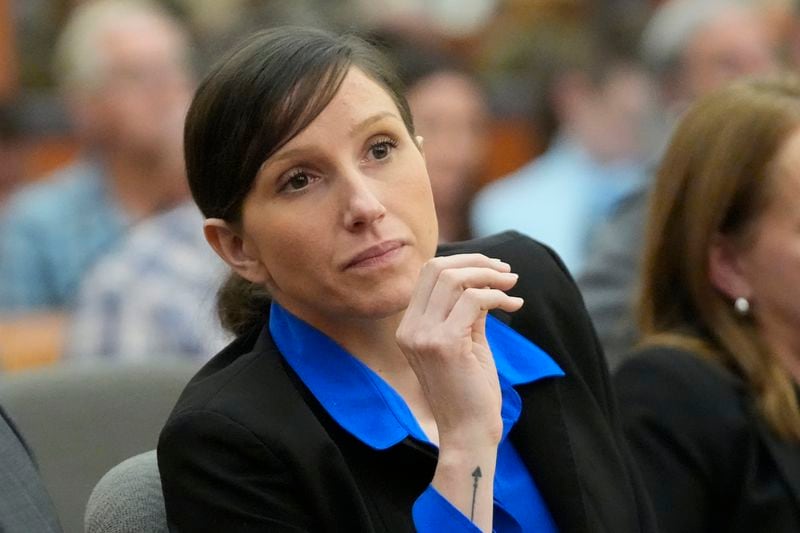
<box><xmin>342</xmin><ymin>284</ymin><xmax>415</xmax><ymax>321</ymax></box>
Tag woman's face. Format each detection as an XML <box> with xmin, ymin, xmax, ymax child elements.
<box><xmin>736</xmin><ymin>127</ymin><xmax>800</xmax><ymax>353</ymax></box>
<box><xmin>236</xmin><ymin>67</ymin><xmax>438</xmax><ymax>328</ymax></box>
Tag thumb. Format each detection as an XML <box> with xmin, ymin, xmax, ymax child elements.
<box><xmin>471</xmin><ymin>309</ymin><xmax>489</xmax><ymax>345</ymax></box>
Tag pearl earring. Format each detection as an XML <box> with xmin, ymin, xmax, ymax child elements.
<box><xmin>734</xmin><ymin>297</ymin><xmax>750</xmax><ymax>316</ymax></box>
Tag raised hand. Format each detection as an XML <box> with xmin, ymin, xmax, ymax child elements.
<box><xmin>396</xmin><ymin>253</ymin><xmax>523</xmax><ymax>530</ymax></box>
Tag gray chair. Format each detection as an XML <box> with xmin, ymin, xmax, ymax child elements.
<box><xmin>84</xmin><ymin>450</ymin><xmax>166</xmax><ymax>533</ymax></box>
<box><xmin>0</xmin><ymin>362</ymin><xmax>196</xmax><ymax>533</ymax></box>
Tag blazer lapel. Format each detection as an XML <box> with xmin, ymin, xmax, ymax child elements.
<box><xmin>511</xmin><ymin>378</ymin><xmax>588</xmax><ymax>533</ymax></box>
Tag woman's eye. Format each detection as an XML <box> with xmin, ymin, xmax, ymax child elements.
<box><xmin>284</xmin><ymin>171</ymin><xmax>311</xmax><ymax>191</ymax></box>
<box><xmin>368</xmin><ymin>138</ymin><xmax>397</xmax><ymax>161</ymax></box>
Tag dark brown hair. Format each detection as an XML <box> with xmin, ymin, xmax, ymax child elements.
<box><xmin>184</xmin><ymin>27</ymin><xmax>415</xmax><ymax>335</ymax></box>
<box><xmin>639</xmin><ymin>74</ymin><xmax>800</xmax><ymax>442</ymax></box>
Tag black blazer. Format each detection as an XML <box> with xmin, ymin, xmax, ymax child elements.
<box><xmin>614</xmin><ymin>345</ymin><xmax>800</xmax><ymax>532</ymax></box>
<box><xmin>158</xmin><ymin>232</ymin><xmax>656</xmax><ymax>532</ymax></box>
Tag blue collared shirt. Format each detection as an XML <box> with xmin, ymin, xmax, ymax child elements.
<box><xmin>269</xmin><ymin>301</ymin><xmax>563</xmax><ymax>532</ymax></box>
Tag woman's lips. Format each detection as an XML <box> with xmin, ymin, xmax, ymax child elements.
<box><xmin>344</xmin><ymin>240</ymin><xmax>405</xmax><ymax>270</ymax></box>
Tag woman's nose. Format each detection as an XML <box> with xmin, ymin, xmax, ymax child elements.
<box><xmin>342</xmin><ymin>172</ymin><xmax>387</xmax><ymax>231</ymax></box>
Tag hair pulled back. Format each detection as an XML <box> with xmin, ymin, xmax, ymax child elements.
<box><xmin>183</xmin><ymin>27</ymin><xmax>414</xmax><ymax>335</ymax></box>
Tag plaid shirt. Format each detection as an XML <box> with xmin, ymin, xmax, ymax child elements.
<box><xmin>0</xmin><ymin>159</ymin><xmax>128</xmax><ymax>312</ymax></box>
<box><xmin>64</xmin><ymin>202</ymin><xmax>230</xmax><ymax>362</ymax></box>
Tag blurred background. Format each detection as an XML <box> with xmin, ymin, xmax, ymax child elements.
<box><xmin>1</xmin><ymin>0</ymin><xmax>798</xmax><ymax>368</ymax></box>
<box><xmin>0</xmin><ymin>0</ymin><xmax>656</xmax><ymax>205</ymax></box>
<box><xmin>0</xmin><ymin>0</ymin><xmax>797</xmax><ymax>366</ymax></box>
<box><xmin>2</xmin><ymin>1</ymin><xmax>800</xmax><ymax>530</ymax></box>
<box><xmin>0</xmin><ymin>0</ymin><xmax>660</xmax><ymax>369</ymax></box>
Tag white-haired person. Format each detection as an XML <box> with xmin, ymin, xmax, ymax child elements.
<box><xmin>0</xmin><ymin>0</ymin><xmax>193</xmax><ymax>363</ymax></box>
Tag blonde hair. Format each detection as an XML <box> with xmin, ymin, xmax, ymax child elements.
<box><xmin>53</xmin><ymin>0</ymin><xmax>185</xmax><ymax>91</ymax></box>
<box><xmin>639</xmin><ymin>74</ymin><xmax>800</xmax><ymax>442</ymax></box>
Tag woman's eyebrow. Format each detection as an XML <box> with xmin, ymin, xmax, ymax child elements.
<box><xmin>264</xmin><ymin>147</ymin><xmax>313</xmax><ymax>169</ymax></box>
<box><xmin>348</xmin><ymin>111</ymin><xmax>398</xmax><ymax>138</ymax></box>
<box><xmin>262</xmin><ymin>112</ymin><xmax>400</xmax><ymax>172</ymax></box>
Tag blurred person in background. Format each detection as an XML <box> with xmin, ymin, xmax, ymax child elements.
<box><xmin>578</xmin><ymin>0</ymin><xmax>777</xmax><ymax>369</ymax></box>
<box><xmin>378</xmin><ymin>33</ymin><xmax>490</xmax><ymax>243</ymax></box>
<box><xmin>57</xmin><ymin>1</ymin><xmax>362</xmax><ymax>365</ymax></box>
<box><xmin>470</xmin><ymin>24</ymin><xmax>652</xmax><ymax>275</ymax></box>
<box><xmin>0</xmin><ymin>0</ymin><xmax>193</xmax><ymax>364</ymax></box>
<box><xmin>63</xmin><ymin>201</ymin><xmax>230</xmax><ymax>363</ymax></box>
<box><xmin>615</xmin><ymin>75</ymin><xmax>800</xmax><ymax>532</ymax></box>
<box><xmin>0</xmin><ymin>104</ymin><xmax>24</xmax><ymax>206</ymax></box>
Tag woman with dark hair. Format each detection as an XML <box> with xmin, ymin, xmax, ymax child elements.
<box><xmin>615</xmin><ymin>75</ymin><xmax>800</xmax><ymax>532</ymax></box>
<box><xmin>157</xmin><ymin>27</ymin><xmax>655</xmax><ymax>532</ymax></box>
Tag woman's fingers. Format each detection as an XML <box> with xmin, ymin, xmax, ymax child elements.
<box><xmin>398</xmin><ymin>287</ymin><xmax>521</xmax><ymax>366</ymax></box>
<box><xmin>405</xmin><ymin>254</ymin><xmax>511</xmax><ymax>317</ymax></box>
<box><xmin>424</xmin><ymin>267</ymin><xmax>519</xmax><ymax>320</ymax></box>
<box><xmin>396</xmin><ymin>258</ymin><xmax>518</xmax><ymax>454</ymax></box>
<box><xmin>444</xmin><ymin>287</ymin><xmax>524</xmax><ymax>337</ymax></box>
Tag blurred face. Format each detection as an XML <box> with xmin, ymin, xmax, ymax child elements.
<box><xmin>407</xmin><ymin>71</ymin><xmax>489</xmax><ymax>215</ymax></box>
<box><xmin>235</xmin><ymin>67</ymin><xmax>439</xmax><ymax>329</ymax></box>
<box><xmin>85</xmin><ymin>15</ymin><xmax>192</xmax><ymax>162</ymax></box>
<box><xmin>681</xmin><ymin>8</ymin><xmax>776</xmax><ymax>100</ymax></box>
<box><xmin>735</xmin><ymin>127</ymin><xmax>800</xmax><ymax>356</ymax></box>
<box><xmin>577</xmin><ymin>66</ymin><xmax>654</xmax><ymax>164</ymax></box>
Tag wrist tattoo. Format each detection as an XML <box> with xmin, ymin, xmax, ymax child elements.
<box><xmin>470</xmin><ymin>466</ymin><xmax>482</xmax><ymax>521</ymax></box>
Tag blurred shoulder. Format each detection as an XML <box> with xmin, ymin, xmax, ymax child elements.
<box><xmin>470</xmin><ymin>162</ymin><xmax>546</xmax><ymax>235</ymax></box>
<box><xmin>616</xmin><ymin>344</ymin><xmax>742</xmax><ymax>392</ymax></box>
<box><xmin>439</xmin><ymin>231</ymin><xmax>577</xmax><ymax>307</ymax></box>
<box><xmin>438</xmin><ymin>230</ymin><xmax>560</xmax><ymax>268</ymax></box>
<box><xmin>81</xmin><ymin>202</ymin><xmax>221</xmax><ymax>288</ymax></box>
<box><xmin>473</xmin><ymin>160</ymin><xmax>540</xmax><ymax>202</ymax></box>
<box><xmin>0</xmin><ymin>159</ymin><xmax>105</xmax><ymax>226</ymax></box>
<box><xmin>125</xmin><ymin>202</ymin><xmax>205</xmax><ymax>247</ymax></box>
<box><xmin>614</xmin><ymin>343</ymin><xmax>746</xmax><ymax>424</ymax></box>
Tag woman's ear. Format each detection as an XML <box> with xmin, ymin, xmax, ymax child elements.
<box><xmin>708</xmin><ymin>233</ymin><xmax>753</xmax><ymax>301</ymax></box>
<box><xmin>204</xmin><ymin>218</ymin><xmax>270</xmax><ymax>285</ymax></box>
<box><xmin>415</xmin><ymin>135</ymin><xmax>425</xmax><ymax>156</ymax></box>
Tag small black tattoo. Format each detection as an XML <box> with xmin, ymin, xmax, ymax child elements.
<box><xmin>470</xmin><ymin>466</ymin><xmax>482</xmax><ymax>521</ymax></box>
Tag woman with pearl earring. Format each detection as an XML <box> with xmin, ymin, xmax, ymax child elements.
<box><xmin>614</xmin><ymin>75</ymin><xmax>800</xmax><ymax>532</ymax></box>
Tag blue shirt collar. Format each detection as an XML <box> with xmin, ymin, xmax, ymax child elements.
<box><xmin>269</xmin><ymin>301</ymin><xmax>564</xmax><ymax>450</ymax></box>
